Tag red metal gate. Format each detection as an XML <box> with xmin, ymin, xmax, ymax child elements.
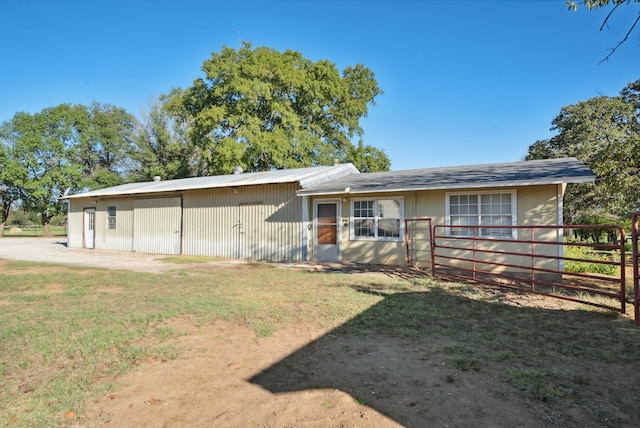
<box><xmin>631</xmin><ymin>212</ymin><xmax>640</xmax><ymax>325</ymax></box>
<box><xmin>405</xmin><ymin>218</ymin><xmax>638</xmax><ymax>323</ymax></box>
<box><xmin>405</xmin><ymin>218</ymin><xmax>432</xmax><ymax>269</ymax></box>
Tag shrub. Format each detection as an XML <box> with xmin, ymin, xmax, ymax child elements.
<box><xmin>564</xmin><ymin>245</ymin><xmax>620</xmax><ymax>276</ymax></box>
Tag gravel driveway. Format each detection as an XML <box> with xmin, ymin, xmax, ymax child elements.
<box><xmin>0</xmin><ymin>237</ymin><xmax>179</xmax><ymax>273</ymax></box>
<box><xmin>0</xmin><ymin>238</ymin><xmax>405</xmax><ymax>276</ymax></box>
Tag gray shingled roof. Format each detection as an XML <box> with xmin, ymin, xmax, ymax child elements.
<box><xmin>64</xmin><ymin>163</ymin><xmax>359</xmax><ymax>199</ymax></box>
<box><xmin>296</xmin><ymin>157</ymin><xmax>595</xmax><ymax>196</ymax></box>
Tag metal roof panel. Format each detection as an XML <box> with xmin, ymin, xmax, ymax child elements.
<box><xmin>64</xmin><ymin>163</ymin><xmax>360</xmax><ymax>199</ymax></box>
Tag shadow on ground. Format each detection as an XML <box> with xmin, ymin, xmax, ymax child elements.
<box><xmin>249</xmin><ymin>288</ymin><xmax>640</xmax><ymax>427</ymax></box>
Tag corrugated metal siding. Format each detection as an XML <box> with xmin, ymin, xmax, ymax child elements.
<box><xmin>182</xmin><ymin>183</ymin><xmax>303</xmax><ymax>261</ymax></box>
<box><xmin>67</xmin><ymin>199</ymin><xmax>88</xmax><ymax>248</ymax></box>
<box><xmin>133</xmin><ymin>197</ymin><xmax>182</xmax><ymax>255</ymax></box>
<box><xmin>98</xmin><ymin>199</ymin><xmax>134</xmax><ymax>252</ymax></box>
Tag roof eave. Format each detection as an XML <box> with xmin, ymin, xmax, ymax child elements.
<box><xmin>296</xmin><ymin>176</ymin><xmax>596</xmax><ymax>197</ymax></box>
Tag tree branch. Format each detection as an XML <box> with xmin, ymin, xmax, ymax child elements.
<box><xmin>599</xmin><ymin>11</ymin><xmax>640</xmax><ymax>64</ymax></box>
<box><xmin>598</xmin><ymin>1</ymin><xmax>625</xmax><ymax>31</ymax></box>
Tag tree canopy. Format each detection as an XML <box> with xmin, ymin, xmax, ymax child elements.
<box><xmin>168</xmin><ymin>43</ymin><xmax>389</xmax><ymax>174</ymax></box>
<box><xmin>0</xmin><ymin>143</ymin><xmax>20</xmax><ymax>235</ymax></box>
<box><xmin>0</xmin><ymin>105</ymin><xmax>84</xmax><ymax>235</ymax></box>
<box><xmin>525</xmin><ymin>79</ymin><xmax>640</xmax><ymax>222</ymax></box>
<box><xmin>0</xmin><ymin>103</ymin><xmax>140</xmax><ymax>235</ymax></box>
<box><xmin>136</xmin><ymin>98</ymin><xmax>201</xmax><ymax>180</ymax></box>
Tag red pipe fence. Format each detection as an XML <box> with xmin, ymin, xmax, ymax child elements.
<box><xmin>405</xmin><ymin>219</ymin><xmax>638</xmax><ymax>324</ymax></box>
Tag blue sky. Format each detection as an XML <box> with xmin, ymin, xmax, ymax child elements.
<box><xmin>1</xmin><ymin>0</ymin><xmax>638</xmax><ymax>171</ymax></box>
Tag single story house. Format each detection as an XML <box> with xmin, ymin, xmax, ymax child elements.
<box><xmin>63</xmin><ymin>157</ymin><xmax>595</xmax><ymax>268</ymax></box>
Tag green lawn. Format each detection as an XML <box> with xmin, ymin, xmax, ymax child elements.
<box><xmin>1</xmin><ymin>259</ymin><xmax>639</xmax><ymax>426</ymax></box>
<box><xmin>1</xmin><ymin>226</ymin><xmax>67</xmax><ymax>237</ymax></box>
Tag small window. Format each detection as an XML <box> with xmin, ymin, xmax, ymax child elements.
<box><xmin>107</xmin><ymin>206</ymin><xmax>117</xmax><ymax>230</ymax></box>
<box><xmin>351</xmin><ymin>198</ymin><xmax>403</xmax><ymax>241</ymax></box>
<box><xmin>447</xmin><ymin>191</ymin><xmax>515</xmax><ymax>238</ymax></box>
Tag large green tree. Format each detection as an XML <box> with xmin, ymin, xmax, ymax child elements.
<box><xmin>0</xmin><ymin>102</ymin><xmax>142</xmax><ymax>236</ymax></box>
<box><xmin>346</xmin><ymin>140</ymin><xmax>391</xmax><ymax>173</ymax></box>
<box><xmin>169</xmin><ymin>43</ymin><xmax>389</xmax><ymax>175</ymax></box>
<box><xmin>0</xmin><ymin>105</ymin><xmax>84</xmax><ymax>236</ymax></box>
<box><xmin>137</xmin><ymin>98</ymin><xmax>202</xmax><ymax>180</ymax></box>
<box><xmin>0</xmin><ymin>144</ymin><xmax>20</xmax><ymax>237</ymax></box>
<box><xmin>525</xmin><ymin>79</ymin><xmax>640</xmax><ymax>222</ymax></box>
<box><xmin>73</xmin><ymin>102</ymin><xmax>140</xmax><ymax>190</ymax></box>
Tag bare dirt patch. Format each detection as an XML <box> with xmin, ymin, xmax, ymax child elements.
<box><xmin>84</xmin><ymin>313</ymin><xmax>640</xmax><ymax>428</ymax></box>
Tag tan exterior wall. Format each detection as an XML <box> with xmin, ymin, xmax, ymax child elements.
<box><xmin>98</xmin><ymin>198</ymin><xmax>135</xmax><ymax>252</ymax></box>
<box><xmin>133</xmin><ymin>197</ymin><xmax>182</xmax><ymax>254</ymax></box>
<box><xmin>338</xmin><ymin>192</ymin><xmax>414</xmax><ymax>265</ymax></box>
<box><xmin>312</xmin><ymin>184</ymin><xmax>563</xmax><ymax>269</ymax></box>
<box><xmin>68</xmin><ymin>183</ymin><xmax>304</xmax><ymax>261</ymax></box>
<box><xmin>67</xmin><ymin>198</ymin><xmax>90</xmax><ymax>248</ymax></box>
<box><xmin>68</xmin><ymin>197</ymin><xmax>135</xmax><ymax>251</ymax></box>
<box><xmin>69</xmin><ymin>182</ymin><xmax>563</xmax><ymax>270</ymax></box>
<box><xmin>182</xmin><ymin>183</ymin><xmax>304</xmax><ymax>261</ymax></box>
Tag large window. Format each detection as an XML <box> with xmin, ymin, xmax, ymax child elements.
<box><xmin>107</xmin><ymin>206</ymin><xmax>117</xmax><ymax>230</ymax></box>
<box><xmin>351</xmin><ymin>198</ymin><xmax>403</xmax><ymax>240</ymax></box>
<box><xmin>446</xmin><ymin>191</ymin><xmax>515</xmax><ymax>238</ymax></box>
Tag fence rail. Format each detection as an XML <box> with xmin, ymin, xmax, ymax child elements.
<box><xmin>405</xmin><ymin>219</ymin><xmax>638</xmax><ymax>324</ymax></box>
<box><xmin>631</xmin><ymin>212</ymin><xmax>640</xmax><ymax>325</ymax></box>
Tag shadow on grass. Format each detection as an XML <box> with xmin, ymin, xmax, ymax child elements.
<box><xmin>249</xmin><ymin>287</ymin><xmax>640</xmax><ymax>427</ymax></box>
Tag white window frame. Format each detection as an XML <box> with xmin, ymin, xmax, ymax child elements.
<box><xmin>350</xmin><ymin>197</ymin><xmax>404</xmax><ymax>242</ymax></box>
<box><xmin>445</xmin><ymin>190</ymin><xmax>517</xmax><ymax>239</ymax></box>
<box><xmin>106</xmin><ymin>205</ymin><xmax>117</xmax><ymax>230</ymax></box>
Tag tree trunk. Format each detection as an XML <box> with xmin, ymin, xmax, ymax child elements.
<box><xmin>41</xmin><ymin>214</ymin><xmax>54</xmax><ymax>238</ymax></box>
<box><xmin>0</xmin><ymin>221</ymin><xmax>5</xmax><ymax>238</ymax></box>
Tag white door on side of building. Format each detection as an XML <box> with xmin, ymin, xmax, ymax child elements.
<box><xmin>314</xmin><ymin>200</ymin><xmax>340</xmax><ymax>262</ymax></box>
<box><xmin>83</xmin><ymin>208</ymin><xmax>95</xmax><ymax>249</ymax></box>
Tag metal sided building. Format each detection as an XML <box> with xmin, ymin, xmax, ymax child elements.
<box><xmin>297</xmin><ymin>157</ymin><xmax>596</xmax><ymax>270</ymax></box>
<box><xmin>64</xmin><ymin>163</ymin><xmax>359</xmax><ymax>261</ymax></box>
<box><xmin>65</xmin><ymin>157</ymin><xmax>595</xmax><ymax>269</ymax></box>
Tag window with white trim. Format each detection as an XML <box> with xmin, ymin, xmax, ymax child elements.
<box><xmin>446</xmin><ymin>191</ymin><xmax>516</xmax><ymax>238</ymax></box>
<box><xmin>351</xmin><ymin>198</ymin><xmax>403</xmax><ymax>240</ymax></box>
<box><xmin>107</xmin><ymin>206</ymin><xmax>117</xmax><ymax>230</ymax></box>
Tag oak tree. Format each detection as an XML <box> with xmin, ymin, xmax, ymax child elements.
<box><xmin>137</xmin><ymin>98</ymin><xmax>202</xmax><ymax>180</ymax></box>
<box><xmin>0</xmin><ymin>103</ymin><xmax>141</xmax><ymax>235</ymax></box>
<box><xmin>0</xmin><ymin>144</ymin><xmax>20</xmax><ymax>236</ymax></box>
<box><xmin>0</xmin><ymin>105</ymin><xmax>84</xmax><ymax>236</ymax></box>
<box><xmin>525</xmin><ymin>79</ymin><xmax>640</xmax><ymax>222</ymax></box>
<box><xmin>169</xmin><ymin>43</ymin><xmax>388</xmax><ymax>174</ymax></box>
<box><xmin>73</xmin><ymin>102</ymin><xmax>140</xmax><ymax>190</ymax></box>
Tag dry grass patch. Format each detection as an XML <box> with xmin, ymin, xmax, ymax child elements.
<box><xmin>1</xmin><ymin>260</ymin><xmax>639</xmax><ymax>427</ymax></box>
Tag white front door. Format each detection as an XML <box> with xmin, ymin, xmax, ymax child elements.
<box><xmin>314</xmin><ymin>200</ymin><xmax>340</xmax><ymax>262</ymax></box>
<box><xmin>83</xmin><ymin>208</ymin><xmax>95</xmax><ymax>249</ymax></box>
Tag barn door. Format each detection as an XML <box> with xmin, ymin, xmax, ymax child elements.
<box><xmin>133</xmin><ymin>197</ymin><xmax>182</xmax><ymax>255</ymax></box>
<box><xmin>314</xmin><ymin>200</ymin><xmax>340</xmax><ymax>262</ymax></box>
<box><xmin>83</xmin><ymin>208</ymin><xmax>95</xmax><ymax>249</ymax></box>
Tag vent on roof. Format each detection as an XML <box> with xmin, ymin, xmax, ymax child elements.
<box><xmin>152</xmin><ymin>176</ymin><xmax>161</xmax><ymax>182</ymax></box>
<box><xmin>233</xmin><ymin>166</ymin><xmax>244</xmax><ymax>174</ymax></box>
